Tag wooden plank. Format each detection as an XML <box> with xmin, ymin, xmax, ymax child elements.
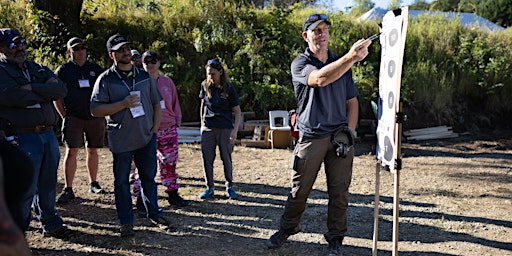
<box><xmin>240</xmin><ymin>139</ymin><xmax>268</xmax><ymax>148</ymax></box>
<box><xmin>178</xmin><ymin>137</ymin><xmax>201</xmax><ymax>144</ymax></box>
<box><xmin>178</xmin><ymin>129</ymin><xmax>201</xmax><ymax>136</ymax></box>
<box><xmin>406</xmin><ymin>131</ymin><xmax>458</xmax><ymax>140</ymax></box>
<box><xmin>404</xmin><ymin>129</ymin><xmax>453</xmax><ymax>137</ymax></box>
<box><xmin>403</xmin><ymin>125</ymin><xmax>449</xmax><ymax>136</ymax></box>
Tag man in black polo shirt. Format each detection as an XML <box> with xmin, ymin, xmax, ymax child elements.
<box><xmin>266</xmin><ymin>14</ymin><xmax>371</xmax><ymax>255</ymax></box>
<box><xmin>54</xmin><ymin>37</ymin><xmax>106</xmax><ymax>204</ymax></box>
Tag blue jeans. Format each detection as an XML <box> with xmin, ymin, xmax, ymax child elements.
<box><xmin>17</xmin><ymin>130</ymin><xmax>63</xmax><ymax>232</ymax></box>
<box><xmin>112</xmin><ymin>134</ymin><xmax>162</xmax><ymax>224</ymax></box>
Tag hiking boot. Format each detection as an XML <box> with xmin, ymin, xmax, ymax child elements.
<box><xmin>56</xmin><ymin>187</ymin><xmax>75</xmax><ymax>204</ymax></box>
<box><xmin>168</xmin><ymin>190</ymin><xmax>189</xmax><ymax>207</ymax></box>
<box><xmin>89</xmin><ymin>181</ymin><xmax>105</xmax><ymax>194</ymax></box>
<box><xmin>267</xmin><ymin>230</ymin><xmax>291</xmax><ymax>249</ymax></box>
<box><xmin>226</xmin><ymin>187</ymin><xmax>239</xmax><ymax>199</ymax></box>
<box><xmin>43</xmin><ymin>225</ymin><xmax>73</xmax><ymax>239</ymax></box>
<box><xmin>327</xmin><ymin>239</ymin><xmax>342</xmax><ymax>256</ymax></box>
<box><xmin>199</xmin><ymin>188</ymin><xmax>214</xmax><ymax>199</ymax></box>
<box><xmin>120</xmin><ymin>224</ymin><xmax>135</xmax><ymax>237</ymax></box>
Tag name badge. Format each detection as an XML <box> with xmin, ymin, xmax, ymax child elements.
<box><xmin>78</xmin><ymin>79</ymin><xmax>90</xmax><ymax>88</ymax></box>
<box><xmin>160</xmin><ymin>100</ymin><xmax>166</xmax><ymax>109</ymax></box>
<box><xmin>129</xmin><ymin>91</ymin><xmax>145</xmax><ymax>118</ymax></box>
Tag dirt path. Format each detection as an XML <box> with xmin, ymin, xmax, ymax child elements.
<box><xmin>26</xmin><ymin>131</ymin><xmax>512</xmax><ymax>255</ymax></box>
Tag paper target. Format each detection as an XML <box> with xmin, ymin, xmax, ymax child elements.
<box><xmin>376</xmin><ymin>8</ymin><xmax>408</xmax><ymax>171</ymax></box>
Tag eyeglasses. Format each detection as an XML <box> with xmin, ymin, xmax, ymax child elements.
<box><xmin>9</xmin><ymin>39</ymin><xmax>25</xmax><ymax>49</ymax></box>
<box><xmin>306</xmin><ymin>14</ymin><xmax>328</xmax><ymax>23</ymax></box>
<box><xmin>115</xmin><ymin>46</ymin><xmax>131</xmax><ymax>53</ymax></box>
<box><xmin>206</xmin><ymin>59</ymin><xmax>220</xmax><ymax>65</ymax></box>
<box><xmin>71</xmin><ymin>45</ymin><xmax>87</xmax><ymax>51</ymax></box>
<box><xmin>144</xmin><ymin>59</ymin><xmax>158</xmax><ymax>64</ymax></box>
<box><xmin>131</xmin><ymin>56</ymin><xmax>141</xmax><ymax>61</ymax></box>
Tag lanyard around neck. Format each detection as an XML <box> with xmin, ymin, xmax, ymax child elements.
<box><xmin>114</xmin><ymin>66</ymin><xmax>136</xmax><ymax>91</ymax></box>
<box><xmin>22</xmin><ymin>62</ymin><xmax>31</xmax><ymax>82</ymax></box>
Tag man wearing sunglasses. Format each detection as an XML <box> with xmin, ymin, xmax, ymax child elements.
<box><xmin>267</xmin><ymin>14</ymin><xmax>372</xmax><ymax>255</ymax></box>
<box><xmin>54</xmin><ymin>37</ymin><xmax>106</xmax><ymax>205</ymax></box>
<box><xmin>130</xmin><ymin>49</ymin><xmax>143</xmax><ymax>69</ymax></box>
<box><xmin>90</xmin><ymin>34</ymin><xmax>168</xmax><ymax>237</ymax></box>
<box><xmin>0</xmin><ymin>28</ymin><xmax>71</xmax><ymax>238</ymax></box>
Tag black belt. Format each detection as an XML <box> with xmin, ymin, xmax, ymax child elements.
<box><xmin>18</xmin><ymin>125</ymin><xmax>53</xmax><ymax>133</ymax></box>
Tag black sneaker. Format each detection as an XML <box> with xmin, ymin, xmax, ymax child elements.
<box><xmin>56</xmin><ymin>187</ymin><xmax>75</xmax><ymax>204</ymax></box>
<box><xmin>327</xmin><ymin>240</ymin><xmax>342</xmax><ymax>256</ymax></box>
<box><xmin>89</xmin><ymin>181</ymin><xmax>105</xmax><ymax>194</ymax></box>
<box><xmin>267</xmin><ymin>230</ymin><xmax>291</xmax><ymax>249</ymax></box>
<box><xmin>135</xmin><ymin>196</ymin><xmax>147</xmax><ymax>217</ymax></box>
<box><xmin>43</xmin><ymin>225</ymin><xmax>73</xmax><ymax>239</ymax></box>
<box><xmin>120</xmin><ymin>224</ymin><xmax>135</xmax><ymax>237</ymax></box>
<box><xmin>148</xmin><ymin>216</ymin><xmax>171</xmax><ymax>229</ymax></box>
<box><xmin>168</xmin><ymin>191</ymin><xmax>189</xmax><ymax>207</ymax></box>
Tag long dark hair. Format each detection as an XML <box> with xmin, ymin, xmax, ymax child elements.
<box><xmin>203</xmin><ymin>59</ymin><xmax>231</xmax><ymax>98</ymax></box>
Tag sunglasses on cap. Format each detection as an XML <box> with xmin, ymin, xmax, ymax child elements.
<box><xmin>305</xmin><ymin>13</ymin><xmax>328</xmax><ymax>23</ymax></box>
<box><xmin>9</xmin><ymin>39</ymin><xmax>25</xmax><ymax>49</ymax></box>
<box><xmin>131</xmin><ymin>55</ymin><xmax>141</xmax><ymax>61</ymax></box>
<box><xmin>71</xmin><ymin>45</ymin><xmax>87</xmax><ymax>51</ymax></box>
<box><xmin>144</xmin><ymin>58</ymin><xmax>158</xmax><ymax>64</ymax></box>
<box><xmin>206</xmin><ymin>59</ymin><xmax>220</xmax><ymax>65</ymax></box>
<box><xmin>114</xmin><ymin>45</ymin><xmax>131</xmax><ymax>53</ymax></box>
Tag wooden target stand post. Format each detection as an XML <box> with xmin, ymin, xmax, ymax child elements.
<box><xmin>372</xmin><ymin>7</ymin><xmax>408</xmax><ymax>256</ymax></box>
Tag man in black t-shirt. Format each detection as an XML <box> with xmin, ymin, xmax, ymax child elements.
<box><xmin>54</xmin><ymin>37</ymin><xmax>106</xmax><ymax>204</ymax></box>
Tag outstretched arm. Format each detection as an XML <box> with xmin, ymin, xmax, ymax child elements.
<box><xmin>307</xmin><ymin>39</ymin><xmax>371</xmax><ymax>87</ymax></box>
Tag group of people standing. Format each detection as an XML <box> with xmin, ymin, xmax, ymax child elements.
<box><xmin>0</xmin><ymin>12</ymin><xmax>371</xmax><ymax>256</ymax></box>
<box><xmin>0</xmin><ymin>28</ymin><xmax>242</xmax><ymax>240</ymax></box>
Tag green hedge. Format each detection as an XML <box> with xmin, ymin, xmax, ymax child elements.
<box><xmin>2</xmin><ymin>0</ymin><xmax>511</xmax><ymax>131</ymax></box>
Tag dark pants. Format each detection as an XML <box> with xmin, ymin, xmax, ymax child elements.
<box><xmin>200</xmin><ymin>128</ymin><xmax>234</xmax><ymax>189</ymax></box>
<box><xmin>280</xmin><ymin>133</ymin><xmax>354</xmax><ymax>242</ymax></box>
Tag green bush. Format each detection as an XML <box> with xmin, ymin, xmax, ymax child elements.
<box><xmin>2</xmin><ymin>0</ymin><xmax>511</xmax><ymax>130</ymax></box>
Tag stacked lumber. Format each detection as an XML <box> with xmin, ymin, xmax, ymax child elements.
<box><xmin>403</xmin><ymin>125</ymin><xmax>458</xmax><ymax>141</ymax></box>
<box><xmin>178</xmin><ymin>126</ymin><xmax>201</xmax><ymax>144</ymax></box>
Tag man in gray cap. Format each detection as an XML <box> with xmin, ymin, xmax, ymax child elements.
<box><xmin>54</xmin><ymin>37</ymin><xmax>106</xmax><ymax>204</ymax></box>
<box><xmin>266</xmin><ymin>14</ymin><xmax>372</xmax><ymax>255</ymax></box>
<box><xmin>0</xmin><ymin>28</ymin><xmax>71</xmax><ymax>238</ymax></box>
<box><xmin>90</xmin><ymin>33</ymin><xmax>168</xmax><ymax>237</ymax></box>
<box><xmin>130</xmin><ymin>49</ymin><xmax>143</xmax><ymax>69</ymax></box>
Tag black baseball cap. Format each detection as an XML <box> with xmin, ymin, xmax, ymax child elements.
<box><xmin>67</xmin><ymin>37</ymin><xmax>84</xmax><ymax>49</ymax></box>
<box><xmin>302</xmin><ymin>14</ymin><xmax>331</xmax><ymax>32</ymax></box>
<box><xmin>106</xmin><ymin>34</ymin><xmax>130</xmax><ymax>52</ymax></box>
<box><xmin>0</xmin><ymin>28</ymin><xmax>21</xmax><ymax>46</ymax></box>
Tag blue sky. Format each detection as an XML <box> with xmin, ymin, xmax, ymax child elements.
<box><xmin>333</xmin><ymin>0</ymin><xmax>429</xmax><ymax>11</ymax></box>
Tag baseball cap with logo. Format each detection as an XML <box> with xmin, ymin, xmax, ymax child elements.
<box><xmin>302</xmin><ymin>14</ymin><xmax>331</xmax><ymax>32</ymax></box>
<box><xmin>106</xmin><ymin>34</ymin><xmax>130</xmax><ymax>52</ymax></box>
<box><xmin>0</xmin><ymin>28</ymin><xmax>21</xmax><ymax>47</ymax></box>
<box><xmin>67</xmin><ymin>37</ymin><xmax>84</xmax><ymax>49</ymax></box>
